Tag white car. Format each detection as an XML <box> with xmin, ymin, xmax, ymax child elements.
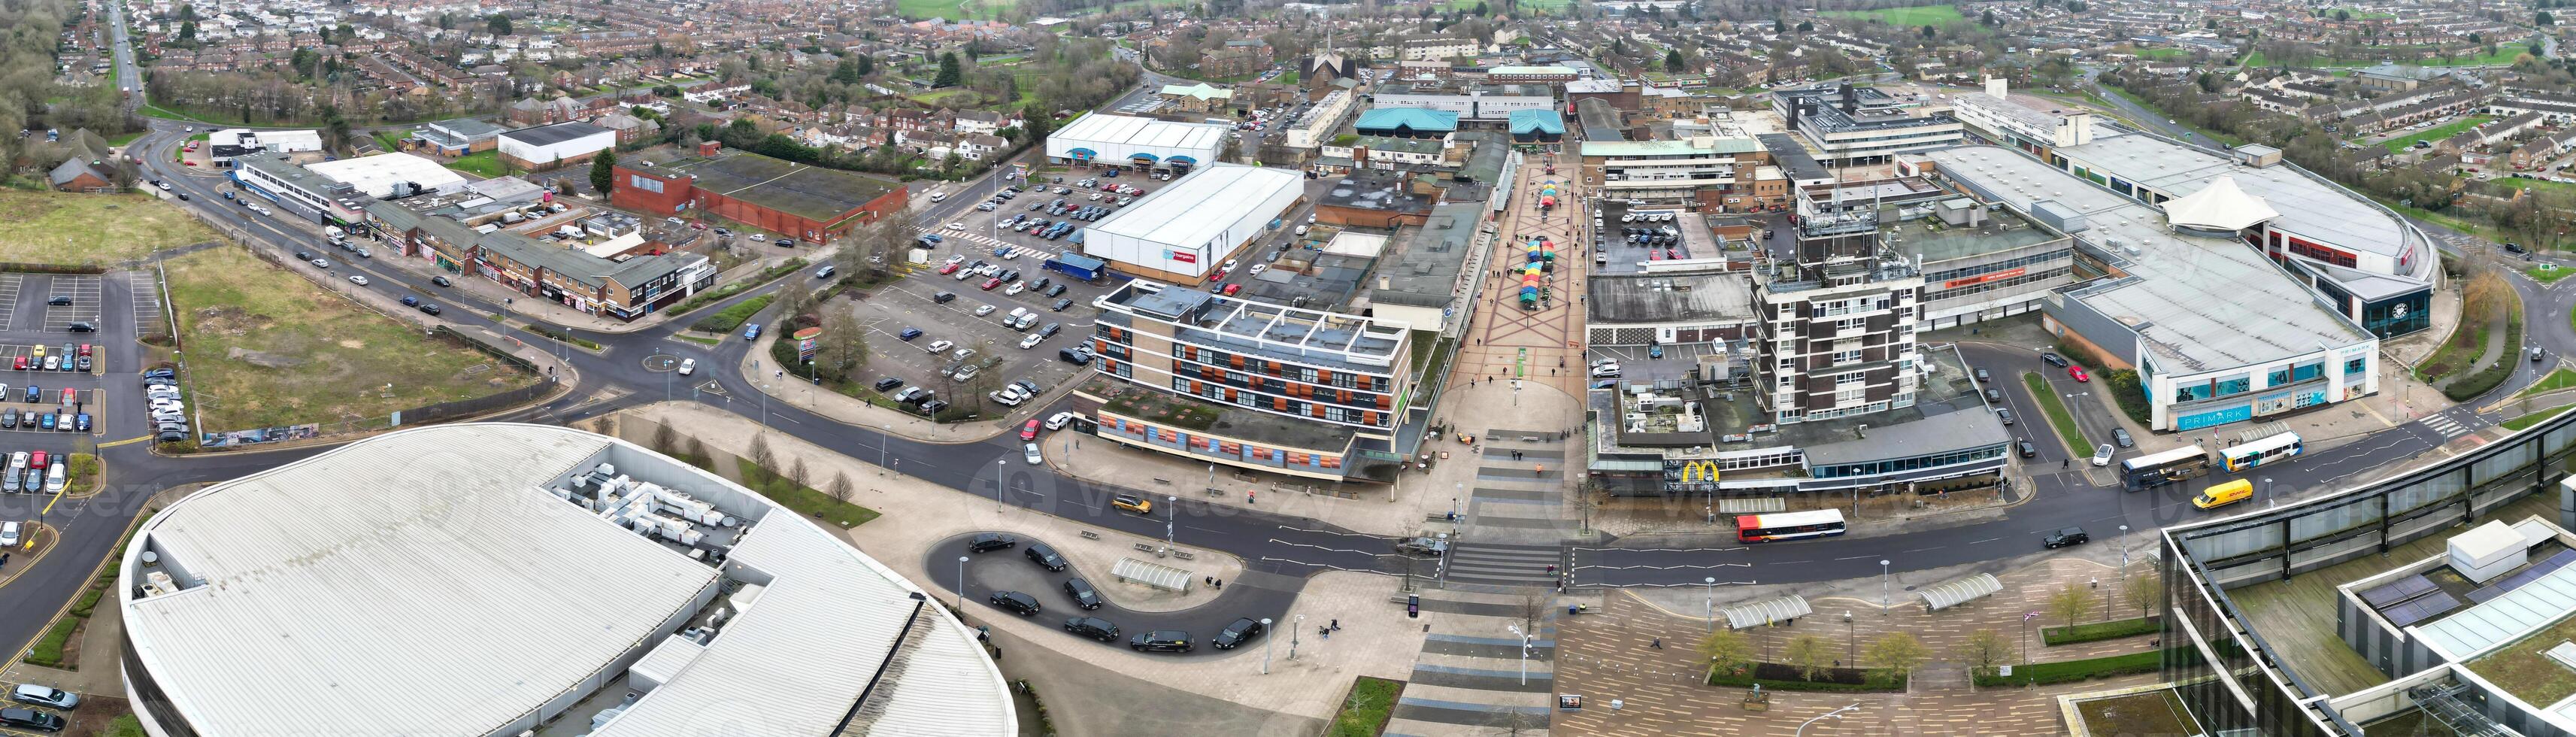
<box><xmin>976</xmin><ymin>202</ymin><xmax>997</xmax><ymax>211</ymax></box>
<box><xmin>0</xmin><ymin>521</ymin><xmax>17</xmax><ymax>547</ymax></box>
<box><xmin>974</xmin><ymin>304</ymin><xmax>998</xmax><ymax>317</ymax></box>
<box><xmin>1001</xmin><ymin>248</ymin><xmax>1022</xmax><ymax>259</ymax></box>
<box><xmin>1023</xmin><ymin>442</ymin><xmax>1044</xmax><ymax>465</ymax></box>
<box><xmin>677</xmin><ymin>359</ymin><xmax>696</xmax><ymax>375</ymax></box>
<box><xmin>947</xmin><ymin>221</ymin><xmax>966</xmax><ymax>230</ymax></box>
<box><xmin>1005</xmin><ymin>282</ymin><xmax>1026</xmax><ymax>296</ymax></box>
<box><xmin>953</xmin><ymin>348</ymin><xmax>976</xmax><ymax>361</ymax></box>
<box><xmin>989</xmin><ymin>390</ymin><xmax>1027</xmax><ymax>406</ymax></box>
<box><xmin>944</xmin><ymin>255</ymin><xmax>966</xmax><ymax>266</ymax></box>
<box><xmin>2092</xmin><ymin>444</ymin><xmax>2115</xmax><ymax>467</ymax></box>
<box><xmin>1019</xmin><ymin>333</ymin><xmax>1044</xmax><ymax>349</ymax></box>
<box><xmin>347</xmin><ymin>275</ymin><xmax>369</xmax><ymax>286</ymax></box>
<box><xmin>155</xmin><ymin>181</ymin><xmax>171</xmax><ymax>191</ymax></box>
<box><xmin>311</xmin><ymin>258</ymin><xmax>331</xmax><ymax>268</ymax></box>
<box><xmin>1222</xmin><ymin>259</ymin><xmax>1239</xmax><ymax>272</ymax></box>
<box><xmin>1044</xmin><ymin>411</ymin><xmax>1078</xmax><ymax>430</ymax></box>
<box><xmin>1248</xmin><ymin>264</ymin><xmax>1266</xmax><ymax>276</ymax></box>
<box><xmin>1590</xmin><ymin>362</ymin><xmax>1622</xmax><ymax>378</ymax></box>
<box><xmin>927</xmin><ymin>339</ymin><xmax>955</xmax><ymax>353</ymax></box>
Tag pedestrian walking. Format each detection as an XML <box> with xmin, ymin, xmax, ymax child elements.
<box><xmin>1331</xmin><ymin>619</ymin><xmax>1341</xmax><ymax>631</ymax></box>
<box><xmin>1547</xmin><ymin>564</ymin><xmax>1556</xmax><ymax>574</ymax></box>
<box><xmin>1215</xmin><ymin>579</ymin><xmax>1223</xmax><ymax>590</ymax></box>
<box><xmin>1247</xmin><ymin>490</ymin><xmax>1256</xmax><ymax>505</ymax></box>
<box><xmin>991</xmin><ymin>647</ymin><xmax>1002</xmax><ymax>661</ymax></box>
<box><xmin>1650</xmin><ymin>638</ymin><xmax>1662</xmax><ymax>649</ymax></box>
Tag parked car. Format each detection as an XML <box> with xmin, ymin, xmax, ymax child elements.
<box><xmin>2016</xmin><ymin>439</ymin><xmax>2038</xmax><ymax>458</ymax></box>
<box><xmin>0</xmin><ymin>707</ymin><xmax>62</xmax><ymax>731</ymax></box>
<box><xmin>11</xmin><ymin>684</ymin><xmax>75</xmax><ymax>710</ymax></box>
<box><xmin>1212</xmin><ymin>617</ymin><xmax>1267</xmax><ymax>650</ymax></box>
<box><xmin>1063</xmin><ymin>578</ymin><xmax>1104</xmax><ymax>610</ymax></box>
<box><xmin>2043</xmin><ymin>526</ymin><xmax>2090</xmax><ymax>548</ymax></box>
<box><xmin>2112</xmin><ymin>429</ymin><xmax>2134</xmax><ymax>448</ymax></box>
<box><xmin>988</xmin><ymin>590</ymin><xmax>1042</xmax><ymax>616</ymax></box>
<box><xmin>1129</xmin><ymin>630</ymin><xmax>1193</xmax><ymax>652</ymax></box>
<box><xmin>967</xmin><ymin>532</ymin><xmax>1018</xmax><ymax>552</ymax></box>
<box><xmin>2041</xmin><ymin>352</ymin><xmax>2069</xmax><ymax>368</ymax></box>
<box><xmin>1996</xmin><ymin>408</ymin><xmax>2017</xmax><ymax>426</ymax></box>
<box><xmin>1065</xmin><ymin>616</ymin><xmax>1120</xmax><ymax>641</ymax></box>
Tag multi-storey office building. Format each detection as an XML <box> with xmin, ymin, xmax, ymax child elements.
<box><xmin>1748</xmin><ymin>208</ymin><xmax>1928</xmax><ymax>424</ymax></box>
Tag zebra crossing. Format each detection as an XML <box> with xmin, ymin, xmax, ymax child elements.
<box><xmin>2422</xmin><ymin>412</ymin><xmax>2473</xmax><ymax>439</ymax></box>
<box><xmin>1442</xmin><ymin>542</ymin><xmax>1566</xmax><ymax>589</ymax></box>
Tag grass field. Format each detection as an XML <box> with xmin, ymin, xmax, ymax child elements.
<box><xmin>2505</xmin><ymin>405</ymin><xmax>2576</xmax><ymax>432</ymax></box>
<box><xmin>444</xmin><ymin>150</ymin><xmax>508</xmax><ymax>178</ymax></box>
<box><xmin>2514</xmin><ymin>368</ymin><xmax>2576</xmax><ymax>399</ymax></box>
<box><xmin>2532</xmin><ymin>265</ymin><xmax>2575</xmax><ymax>284</ymax></box>
<box><xmin>166</xmin><ymin>247</ymin><xmax>541</xmax><ymax>430</ymax></box>
<box><xmin>2134</xmin><ymin>47</ymin><xmax>2187</xmax><ymax>59</ymax></box>
<box><xmin>2490</xmin><ymin>175</ymin><xmax>2576</xmax><ymax>196</ymax></box>
<box><xmin>2324</xmin><ymin>8</ymin><xmax>2395</xmax><ymax>19</ymax></box>
<box><xmin>893</xmin><ymin>0</ymin><xmax>1014</xmax><ymax>20</ymax></box>
<box><xmin>2381</xmin><ymin>116</ymin><xmax>2491</xmax><ymax>153</ymax></box>
<box><xmin>1823</xmin><ymin>4</ymin><xmax>1965</xmax><ymax>26</ymax></box>
<box><xmin>2249</xmin><ymin>37</ymin><xmax>2534</xmax><ymax>69</ymax></box>
<box><xmin>1326</xmin><ymin>677</ymin><xmax>1404</xmax><ymax>737</ymax></box>
<box><xmin>2023</xmin><ymin>372</ymin><xmax>2092</xmax><ymax>456</ymax></box>
<box><xmin>0</xmin><ymin>190</ymin><xmax>217</xmax><ymax>264</ymax></box>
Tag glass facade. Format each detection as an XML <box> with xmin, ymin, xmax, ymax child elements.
<box><xmin>2160</xmin><ymin>402</ymin><xmax>2576</xmax><ymax>735</ymax></box>
<box><xmin>2362</xmin><ymin>290</ymin><xmax>2432</xmax><ymax>339</ymax></box>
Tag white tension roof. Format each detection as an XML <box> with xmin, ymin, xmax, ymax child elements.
<box><xmin>2159</xmin><ymin>175</ymin><xmax>2279</xmax><ymax>232</ymax></box>
<box><xmin>1086</xmin><ymin>163</ymin><xmax>1305</xmax><ymax>247</ymax></box>
<box><xmin>119</xmin><ymin>424</ymin><xmax>1011</xmax><ymax>737</ymax></box>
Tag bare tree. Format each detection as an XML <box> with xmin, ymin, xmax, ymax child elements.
<box><xmin>653</xmin><ymin>421</ymin><xmax>677</xmax><ymax>453</ymax></box>
<box><xmin>790</xmin><ymin>456</ymin><xmax>811</xmax><ymax>488</ymax></box>
<box><xmin>1518</xmin><ymin>592</ymin><xmax>1550</xmax><ymax>632</ymax></box>
<box><xmin>2049</xmin><ymin>582</ymin><xmax>2098</xmax><ymax>632</ymax></box>
<box><xmin>750</xmin><ymin>432</ymin><xmax>777</xmax><ymax>469</ymax></box>
<box><xmin>829</xmin><ymin>472</ymin><xmax>854</xmax><ymax>502</ymax></box>
<box><xmin>774</xmin><ymin>277</ymin><xmax>816</xmax><ymax>324</ymax></box>
<box><xmin>1960</xmin><ymin>629</ymin><xmax>2015</xmax><ymax>675</ymax></box>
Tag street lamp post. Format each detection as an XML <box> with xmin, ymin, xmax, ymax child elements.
<box><xmin>1705</xmin><ymin>576</ymin><xmax>1718</xmax><ymax>632</ymax></box>
<box><xmin>996</xmin><ymin>459</ymin><xmax>1007</xmax><ymax>512</ymax></box>
<box><xmin>1165</xmin><ymin>496</ymin><xmax>1178</xmax><ymax>550</ymax></box>
<box><xmin>1260</xmin><ymin>617</ymin><xmax>1275</xmax><ymax>674</ymax></box>
<box><xmin>1844</xmin><ymin>611</ymin><xmax>1853</xmax><ymax>662</ymax></box>
<box><xmin>1796</xmin><ymin>704</ymin><xmax>1862</xmax><ymax>736</ymax></box>
<box><xmin>1508</xmin><ymin>624</ymin><xmax>1532</xmax><ymax>685</ymax></box>
<box><xmin>879</xmin><ymin>426</ymin><xmax>889</xmax><ymax>474</ymax></box>
<box><xmin>1880</xmin><ymin>560</ymin><xmax>1892</xmax><ymax>614</ymax></box>
<box><xmin>955</xmin><ymin>556</ymin><xmax>968</xmax><ymax>611</ymax></box>
<box><xmin>1290</xmin><ymin>614</ymin><xmax>1303</xmax><ymax>660</ymax></box>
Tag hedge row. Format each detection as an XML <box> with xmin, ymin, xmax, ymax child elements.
<box><xmin>691</xmin><ymin>295</ymin><xmax>775</xmax><ymax>333</ymax></box>
<box><xmin>1705</xmin><ymin>663</ymin><xmax>1906</xmax><ymax>693</ymax></box>
<box><xmin>2041</xmin><ymin>616</ymin><xmax>2159</xmax><ymax>646</ymax></box>
<box><xmin>2443</xmin><ymin>313</ymin><xmax>2526</xmax><ymax>402</ymax></box>
<box><xmin>1974</xmin><ymin>651</ymin><xmax>2161</xmax><ymax>687</ymax></box>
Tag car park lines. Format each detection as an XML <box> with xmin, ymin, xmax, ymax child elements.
<box><xmin>34</xmin><ymin>275</ymin><xmax>100</xmax><ymax>332</ymax></box>
<box><xmin>0</xmin><ymin>275</ymin><xmax>25</xmax><ymax>331</ymax></box>
<box><xmin>126</xmin><ymin>271</ymin><xmax>165</xmax><ymax>338</ymax></box>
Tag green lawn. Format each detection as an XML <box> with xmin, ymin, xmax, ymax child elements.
<box><xmin>166</xmin><ymin>247</ymin><xmax>542</xmax><ymax>430</ymax></box>
<box><xmin>1275</xmin><ymin>69</ymin><xmax>1299</xmax><ymax>85</ymax></box>
<box><xmin>0</xmin><ymin>190</ymin><xmax>219</xmax><ymax>264</ymax></box>
<box><xmin>1326</xmin><ymin>677</ymin><xmax>1404</xmax><ymax>737</ymax></box>
<box><xmin>2491</xmin><ymin>176</ymin><xmax>2576</xmax><ymax>195</ymax></box>
<box><xmin>1823</xmin><ymin>4</ymin><xmax>1965</xmax><ymax>26</ymax></box>
<box><xmin>2134</xmin><ymin>48</ymin><xmax>2187</xmax><ymax>59</ymax></box>
<box><xmin>2505</xmin><ymin>405</ymin><xmax>2576</xmax><ymax>432</ymax></box>
<box><xmin>2514</xmin><ymin>368</ymin><xmax>2576</xmax><ymax>399</ymax></box>
<box><xmin>371</xmin><ymin>130</ymin><xmax>407</xmax><ymax>153</ymax></box>
<box><xmin>739</xmin><ymin>461</ymin><xmax>880</xmax><ymax>528</ymax></box>
<box><xmin>2324</xmin><ymin>8</ymin><xmax>2395</xmax><ymax>19</ymax></box>
<box><xmin>893</xmin><ymin>0</ymin><xmax>1015</xmax><ymax>20</ymax></box>
<box><xmin>2418</xmin><ymin>39</ymin><xmax>2538</xmax><ymax>67</ymax></box>
<box><xmin>2023</xmin><ymin>372</ymin><xmax>2093</xmax><ymax>456</ymax></box>
<box><xmin>2532</xmin><ymin>265</ymin><xmax>2576</xmax><ymax>284</ymax></box>
<box><xmin>2383</xmin><ymin>116</ymin><xmax>2493</xmax><ymax>153</ymax></box>
<box><xmin>2241</xmin><ymin>50</ymin><xmax>2381</xmax><ymax>68</ymax></box>
<box><xmin>445</xmin><ymin>150</ymin><xmax>507</xmax><ymax>177</ymax></box>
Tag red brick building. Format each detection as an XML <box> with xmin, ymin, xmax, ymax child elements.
<box><xmin>611</xmin><ymin>143</ymin><xmax>909</xmax><ymax>245</ymax></box>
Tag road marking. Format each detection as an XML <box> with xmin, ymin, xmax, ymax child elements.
<box><xmin>98</xmin><ymin>435</ymin><xmax>150</xmax><ymax>448</ymax></box>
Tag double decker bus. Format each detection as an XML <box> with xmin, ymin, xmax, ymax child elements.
<box><xmin>2220</xmin><ymin>431</ymin><xmax>2305</xmax><ymax>473</ymax></box>
<box><xmin>1736</xmin><ymin>509</ymin><xmax>1848</xmax><ymax>544</ymax></box>
<box><xmin>2120</xmin><ymin>446</ymin><xmax>2212</xmax><ymax>492</ymax></box>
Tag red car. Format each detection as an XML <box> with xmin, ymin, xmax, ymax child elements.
<box><xmin>1020</xmin><ymin>420</ymin><xmax>1042</xmax><ymax>441</ymax></box>
<box><xmin>10</xmin><ymin>356</ymin><xmax>22</xmax><ymax>371</ymax></box>
<box><xmin>76</xmin><ymin>344</ymin><xmax>89</xmax><ymax>356</ymax></box>
<box><xmin>938</xmin><ymin>262</ymin><xmax>962</xmax><ymax>274</ymax></box>
<box><xmin>2068</xmin><ymin>366</ymin><xmax>2090</xmax><ymax>382</ymax></box>
<box><xmin>1647</xmin><ymin>250</ymin><xmax>1662</xmax><ymax>261</ymax></box>
<box><xmin>59</xmin><ymin>388</ymin><xmax>74</xmax><ymax>405</ymax></box>
<box><xmin>29</xmin><ymin>451</ymin><xmax>45</xmax><ymax>469</ymax></box>
<box><xmin>1665</xmin><ymin>248</ymin><xmax>1680</xmax><ymax>259</ymax></box>
<box><xmin>1223</xmin><ymin>283</ymin><xmax>1243</xmax><ymax>296</ymax></box>
<box><xmin>980</xmin><ymin>277</ymin><xmax>1005</xmax><ymax>290</ymax></box>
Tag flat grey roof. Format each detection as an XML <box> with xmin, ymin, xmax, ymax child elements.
<box><xmin>2057</xmin><ymin>132</ymin><xmax>2430</xmax><ymax>278</ymax></box>
<box><xmin>1802</xmin><ymin>408</ymin><xmax>2014</xmax><ymax>466</ymax></box>
<box><xmin>1586</xmin><ymin>272</ymin><xmax>1756</xmax><ymax>323</ymax></box>
<box><xmin>1926</xmin><ymin>146</ymin><xmax>2375</xmax><ymax>374</ymax></box>
<box><xmin>1891</xmin><ymin>208</ymin><xmax>2062</xmax><ymax>263</ymax></box>
<box><xmin>1376</xmin><ymin>202</ymin><xmax>1483</xmax><ymax>308</ymax></box>
<box><xmin>501</xmin><ymin>120</ymin><xmax>612</xmax><ymax>147</ymax></box>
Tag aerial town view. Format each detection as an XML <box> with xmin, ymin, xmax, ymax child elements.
<box><xmin>12</xmin><ymin>0</ymin><xmax>2576</xmax><ymax>733</ymax></box>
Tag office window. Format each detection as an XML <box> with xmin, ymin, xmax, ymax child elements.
<box><xmin>629</xmin><ymin>174</ymin><xmax>664</xmax><ymax>193</ymax></box>
<box><xmin>2345</xmin><ymin>357</ymin><xmax>2367</xmax><ymax>375</ymax></box>
<box><xmin>1833</xmin><ymin>350</ymin><xmax>1862</xmax><ymax>365</ymax></box>
<box><xmin>1836</xmin><ymin>317</ymin><xmax>1865</xmax><ymax>331</ymax></box>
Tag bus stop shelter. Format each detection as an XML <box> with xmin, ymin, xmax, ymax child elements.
<box><xmin>1721</xmin><ymin>595</ymin><xmax>1812</xmax><ymax>629</ymax></box>
<box><xmin>1915</xmin><ymin>572</ymin><xmax>2003</xmax><ymax>612</ymax></box>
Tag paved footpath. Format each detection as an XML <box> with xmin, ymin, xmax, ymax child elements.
<box><xmin>1557</xmin><ymin>558</ymin><xmax>2163</xmax><ymax>735</ymax></box>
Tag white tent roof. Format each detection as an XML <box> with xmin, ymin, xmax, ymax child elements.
<box><xmin>1722</xmin><ymin>595</ymin><xmax>1813</xmax><ymax>630</ymax></box>
<box><xmin>1917</xmin><ymin>572</ymin><xmax>2005</xmax><ymax>611</ymax></box>
<box><xmin>2158</xmin><ymin>174</ymin><xmax>2280</xmax><ymax>232</ymax></box>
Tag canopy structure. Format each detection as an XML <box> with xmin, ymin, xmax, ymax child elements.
<box><xmin>1722</xmin><ymin>594</ymin><xmax>1813</xmax><ymax>629</ymax></box>
<box><xmin>1916</xmin><ymin>572</ymin><xmax>2005</xmax><ymax>611</ymax></box>
<box><xmin>2159</xmin><ymin>175</ymin><xmax>2281</xmax><ymax>232</ymax></box>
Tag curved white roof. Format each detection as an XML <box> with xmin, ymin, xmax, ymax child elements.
<box><xmin>2159</xmin><ymin>175</ymin><xmax>2279</xmax><ymax>232</ymax></box>
<box><xmin>120</xmin><ymin>424</ymin><xmax>1011</xmax><ymax>737</ymax></box>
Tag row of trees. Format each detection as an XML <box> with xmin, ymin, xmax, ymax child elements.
<box><xmin>1695</xmin><ymin>573</ymin><xmax>2162</xmax><ymax>681</ymax></box>
<box><xmin>0</xmin><ymin>0</ymin><xmax>146</xmax><ymax>183</ymax></box>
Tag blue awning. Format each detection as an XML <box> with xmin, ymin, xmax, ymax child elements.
<box><xmin>1165</xmin><ymin>155</ymin><xmax>1196</xmax><ymax>164</ymax></box>
<box><xmin>1126</xmin><ymin>152</ymin><xmax>1161</xmax><ymax>162</ymax></box>
<box><xmin>1066</xmin><ymin>147</ymin><xmax>1097</xmax><ymax>157</ymax></box>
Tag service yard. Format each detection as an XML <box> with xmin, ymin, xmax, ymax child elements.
<box><xmin>0</xmin><ymin>191</ymin><xmax>220</xmax><ymax>264</ymax></box>
<box><xmin>165</xmin><ymin>247</ymin><xmax>541</xmax><ymax>430</ymax></box>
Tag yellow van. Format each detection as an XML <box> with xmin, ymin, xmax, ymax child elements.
<box><xmin>2194</xmin><ymin>479</ymin><xmax>2253</xmax><ymax>509</ymax></box>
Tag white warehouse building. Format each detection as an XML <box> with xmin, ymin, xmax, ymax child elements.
<box><xmin>497</xmin><ymin>121</ymin><xmax>617</xmax><ymax>171</ymax></box>
<box><xmin>1080</xmin><ymin>163</ymin><xmax>1304</xmax><ymax>284</ymax></box>
<box><xmin>117</xmin><ymin>423</ymin><xmax>1014</xmax><ymax>737</ymax></box>
<box><xmin>1044</xmin><ymin>113</ymin><xmax>1231</xmax><ymax>172</ymax></box>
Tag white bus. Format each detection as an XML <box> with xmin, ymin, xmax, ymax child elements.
<box><xmin>2120</xmin><ymin>446</ymin><xmax>2212</xmax><ymax>491</ymax></box>
<box><xmin>2221</xmin><ymin>432</ymin><xmax>2304</xmax><ymax>473</ymax></box>
<box><xmin>1735</xmin><ymin>509</ymin><xmax>1848</xmax><ymax>544</ymax></box>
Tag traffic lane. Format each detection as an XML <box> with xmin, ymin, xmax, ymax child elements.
<box><xmin>1960</xmin><ymin>345</ymin><xmax>2062</xmax><ymax>463</ymax></box>
<box><xmin>929</xmin><ymin>532</ymin><xmax>1299</xmax><ymax>659</ymax></box>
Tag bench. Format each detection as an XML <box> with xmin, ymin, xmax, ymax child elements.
<box><xmin>1169</xmin><ymin>550</ymin><xmax>1194</xmax><ymax>560</ymax></box>
<box><xmin>1134</xmin><ymin>543</ymin><xmax>1159</xmax><ymax>554</ymax></box>
<box><xmin>1078</xmin><ymin>530</ymin><xmax>1101</xmax><ymax>540</ymax></box>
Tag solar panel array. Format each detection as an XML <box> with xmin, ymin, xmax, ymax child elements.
<box><xmin>2383</xmin><ymin>591</ymin><xmax>2465</xmax><ymax>628</ymax></box>
<box><xmin>2466</xmin><ymin>548</ymin><xmax>2576</xmax><ymax>604</ymax></box>
<box><xmin>2362</xmin><ymin>575</ymin><xmax>2438</xmax><ymax>609</ymax></box>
